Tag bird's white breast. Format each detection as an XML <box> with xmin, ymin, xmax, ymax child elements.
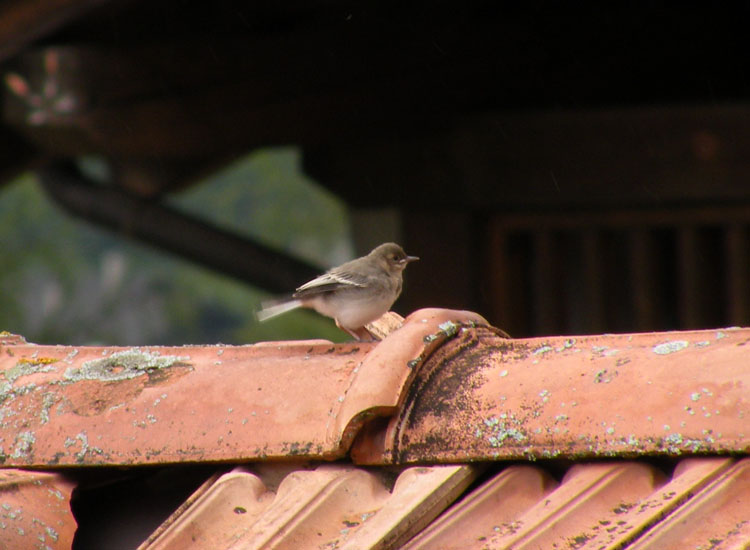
<box><xmin>307</xmin><ymin>290</ymin><xmax>396</xmax><ymax>329</ymax></box>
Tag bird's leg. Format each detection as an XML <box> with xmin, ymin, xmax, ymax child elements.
<box><xmin>335</xmin><ymin>320</ymin><xmax>375</xmax><ymax>342</ymax></box>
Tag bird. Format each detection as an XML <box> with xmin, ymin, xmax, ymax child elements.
<box><xmin>257</xmin><ymin>242</ymin><xmax>419</xmax><ymax>340</ymax></box>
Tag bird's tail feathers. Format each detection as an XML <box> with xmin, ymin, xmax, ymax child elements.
<box><xmin>256</xmin><ymin>298</ymin><xmax>303</xmax><ymax>322</ymax></box>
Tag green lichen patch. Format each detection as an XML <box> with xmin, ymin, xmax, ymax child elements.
<box><xmin>478</xmin><ymin>414</ymin><xmax>528</xmax><ymax>448</ymax></box>
<box><xmin>437</xmin><ymin>321</ymin><xmax>459</xmax><ymax>338</ymax></box>
<box><xmin>65</xmin><ymin>431</ymin><xmax>104</xmax><ymax>463</ymax></box>
<box><xmin>652</xmin><ymin>340</ymin><xmax>689</xmax><ymax>355</ymax></box>
<box><xmin>10</xmin><ymin>431</ymin><xmax>35</xmax><ymax>459</ymax></box>
<box><xmin>3</xmin><ymin>360</ymin><xmax>56</xmax><ymax>385</ymax></box>
<box><xmin>533</xmin><ymin>345</ymin><xmax>553</xmax><ymax>356</ymax></box>
<box><xmin>64</xmin><ymin>349</ymin><xmax>190</xmax><ymax>383</ymax></box>
<box><xmin>594</xmin><ymin>369</ymin><xmax>618</xmax><ymax>384</ymax></box>
<box><xmin>423</xmin><ymin>321</ymin><xmax>468</xmax><ymax>345</ymax></box>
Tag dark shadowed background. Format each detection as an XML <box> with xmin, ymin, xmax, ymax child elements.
<box><xmin>2</xmin><ymin>2</ymin><xmax>749</xmax><ymax>344</ymax></box>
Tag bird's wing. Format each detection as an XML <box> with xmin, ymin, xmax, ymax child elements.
<box><xmin>293</xmin><ymin>267</ymin><xmax>369</xmax><ymax>298</ymax></box>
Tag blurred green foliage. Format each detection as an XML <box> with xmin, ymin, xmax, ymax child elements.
<box><xmin>0</xmin><ymin>148</ymin><xmax>352</xmax><ymax>345</ymax></box>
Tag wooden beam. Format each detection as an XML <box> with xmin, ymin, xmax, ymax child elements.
<box><xmin>725</xmin><ymin>225</ymin><xmax>750</xmax><ymax>326</ymax></box>
<box><xmin>0</xmin><ymin>0</ymin><xmax>108</xmax><ymax>63</ymax></box>
<box><xmin>2</xmin><ymin>39</ymin><xmax>457</xmax><ymax>159</ymax></box>
<box><xmin>36</xmin><ymin>162</ymin><xmax>322</xmax><ymax>293</ymax></box>
<box><xmin>306</xmin><ymin>104</ymin><xmax>750</xmax><ymax>209</ymax></box>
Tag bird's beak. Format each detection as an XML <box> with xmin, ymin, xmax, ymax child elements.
<box><xmin>405</xmin><ymin>255</ymin><xmax>419</xmax><ymax>263</ymax></box>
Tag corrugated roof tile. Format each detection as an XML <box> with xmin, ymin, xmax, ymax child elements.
<box><xmin>0</xmin><ymin>468</ymin><xmax>76</xmax><ymax>549</ymax></box>
<box><xmin>138</xmin><ymin>463</ymin><xmax>478</xmax><ymax>550</ymax></box>
<box><xmin>484</xmin><ymin>462</ymin><xmax>664</xmax><ymax>549</ymax></box>
<box><xmin>137</xmin><ymin>459</ymin><xmax>750</xmax><ymax>549</ymax></box>
<box><xmin>402</xmin><ymin>465</ymin><xmax>558</xmax><ymax>549</ymax></box>
<box><xmin>137</xmin><ymin>467</ymin><xmax>271</xmax><ymax>549</ymax></box>
<box><xmin>401</xmin><ymin>458</ymin><xmax>746</xmax><ymax>550</ymax></box>
<box><xmin>576</xmin><ymin>457</ymin><xmax>733</xmax><ymax>549</ymax></box>
<box><xmin>627</xmin><ymin>458</ymin><xmax>750</xmax><ymax>550</ymax></box>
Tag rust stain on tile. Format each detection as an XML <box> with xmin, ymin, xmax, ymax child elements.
<box><xmin>0</xmin><ymin>468</ymin><xmax>76</xmax><ymax>549</ymax></box>
<box><xmin>352</xmin><ymin>326</ymin><xmax>750</xmax><ymax>464</ymax></box>
<box><xmin>139</xmin><ymin>463</ymin><xmax>478</xmax><ymax>550</ymax></box>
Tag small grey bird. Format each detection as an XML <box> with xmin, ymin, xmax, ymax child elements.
<box><xmin>257</xmin><ymin>242</ymin><xmax>419</xmax><ymax>340</ymax></box>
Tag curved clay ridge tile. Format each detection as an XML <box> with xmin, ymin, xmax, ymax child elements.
<box><xmin>327</xmin><ymin>308</ymin><xmax>495</xmax><ymax>457</ymax></box>
<box><xmin>352</xmin><ymin>326</ymin><xmax>750</xmax><ymax>464</ymax></box>
<box><xmin>0</xmin><ymin>309</ymin><xmax>491</xmax><ymax>466</ymax></box>
<box><xmin>0</xmin><ymin>338</ymin><xmax>376</xmax><ymax>465</ymax></box>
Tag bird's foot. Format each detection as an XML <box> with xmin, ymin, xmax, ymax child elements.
<box><xmin>336</xmin><ymin>322</ymin><xmax>377</xmax><ymax>342</ymax></box>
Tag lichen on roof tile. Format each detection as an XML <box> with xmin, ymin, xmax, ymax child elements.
<box><xmin>352</xmin><ymin>326</ymin><xmax>750</xmax><ymax>464</ymax></box>
<box><xmin>0</xmin><ymin>469</ymin><xmax>76</xmax><ymax>549</ymax></box>
<box><xmin>0</xmin><ymin>309</ymin><xmax>492</xmax><ymax>466</ymax></box>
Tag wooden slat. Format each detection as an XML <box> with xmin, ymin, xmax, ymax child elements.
<box><xmin>487</xmin><ymin>225</ymin><xmax>509</xmax><ymax>331</ymax></box>
<box><xmin>725</xmin><ymin>225</ymin><xmax>749</xmax><ymax>325</ymax></box>
<box><xmin>677</xmin><ymin>227</ymin><xmax>700</xmax><ymax>329</ymax></box>
<box><xmin>401</xmin><ymin>211</ymin><xmax>475</xmax><ymax>314</ymax></box>
<box><xmin>629</xmin><ymin>229</ymin><xmax>657</xmax><ymax>331</ymax></box>
<box><xmin>577</xmin><ymin>230</ymin><xmax>604</xmax><ymax>333</ymax></box>
<box><xmin>531</xmin><ymin>231</ymin><xmax>561</xmax><ymax>335</ymax></box>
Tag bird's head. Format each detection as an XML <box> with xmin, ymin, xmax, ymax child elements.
<box><xmin>371</xmin><ymin>242</ymin><xmax>419</xmax><ymax>274</ymax></box>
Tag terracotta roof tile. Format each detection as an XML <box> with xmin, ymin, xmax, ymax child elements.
<box><xmin>2</xmin><ymin>310</ymin><xmax>750</xmax><ymax>547</ymax></box>
<box><xmin>351</xmin><ymin>324</ymin><xmax>750</xmax><ymax>464</ymax></box>
<box><xmin>0</xmin><ymin>468</ymin><xmax>76</xmax><ymax>549</ymax></box>
<box><xmin>137</xmin><ymin>459</ymin><xmax>750</xmax><ymax>549</ymax></box>
<box><xmin>627</xmin><ymin>458</ymin><xmax>750</xmax><ymax>550</ymax></box>
<box><xmin>1</xmin><ymin>338</ymin><xmax>372</xmax><ymax>465</ymax></box>
<box><xmin>401</xmin><ymin>465</ymin><xmax>558</xmax><ymax>549</ymax></box>
<box><xmin>482</xmin><ymin>462</ymin><xmax>664</xmax><ymax>549</ymax></box>
<box><xmin>575</xmin><ymin>457</ymin><xmax>733</xmax><ymax>549</ymax></box>
<box><xmin>138</xmin><ymin>463</ymin><xmax>478</xmax><ymax>550</ymax></box>
<box><xmin>400</xmin><ymin>458</ymin><xmax>745</xmax><ymax>550</ymax></box>
<box><xmin>0</xmin><ymin>309</ymin><xmax>486</xmax><ymax>466</ymax></box>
